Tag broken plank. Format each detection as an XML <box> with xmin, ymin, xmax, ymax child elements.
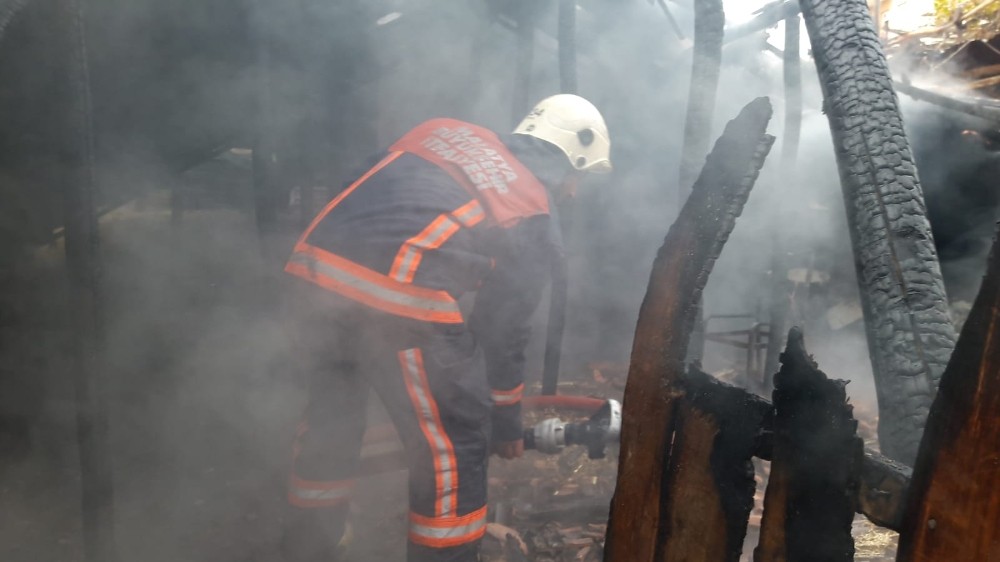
<box><xmin>605</xmin><ymin>97</ymin><xmax>774</xmax><ymax>562</ymax></box>
<box><xmin>897</xmin><ymin>229</ymin><xmax>1000</xmax><ymax>561</ymax></box>
<box><xmin>658</xmin><ymin>368</ymin><xmax>772</xmax><ymax>561</ymax></box>
<box><xmin>754</xmin><ymin>328</ymin><xmax>862</xmax><ymax>562</ymax></box>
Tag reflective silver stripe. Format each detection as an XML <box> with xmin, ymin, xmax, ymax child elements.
<box><xmin>491</xmin><ymin>391</ymin><xmax>521</xmax><ymax>405</ymax></box>
<box><xmin>453</xmin><ymin>202</ymin><xmax>484</xmax><ymax>227</ymax></box>
<box><xmin>402</xmin><ymin>349</ymin><xmax>456</xmax><ymax>516</ymax></box>
<box><xmin>410</xmin><ymin>515</ymin><xmax>487</xmax><ymax>541</ymax></box>
<box><xmin>290</xmin><ymin>484</ymin><xmax>351</xmax><ymax>503</ymax></box>
<box><xmin>393</xmin><ymin>217</ymin><xmax>459</xmax><ymax>282</ymax></box>
<box><xmin>288</xmin><ymin>252</ymin><xmax>460</xmax><ymax>316</ymax></box>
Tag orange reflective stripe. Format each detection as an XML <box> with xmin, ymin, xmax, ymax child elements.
<box><xmin>452</xmin><ymin>199</ymin><xmax>485</xmax><ymax>227</ymax></box>
<box><xmin>389</xmin><ymin>215</ymin><xmax>462</xmax><ymax>283</ymax></box>
<box><xmin>399</xmin><ymin>349</ymin><xmax>459</xmax><ymax>517</ymax></box>
<box><xmin>409</xmin><ymin>506</ymin><xmax>488</xmax><ymax>548</ymax></box>
<box><xmin>388</xmin><ymin>199</ymin><xmax>485</xmax><ymax>284</ymax></box>
<box><xmin>295</xmin><ymin>151</ymin><xmax>404</xmax><ymax>247</ymax></box>
<box><xmin>288</xmin><ymin>475</ymin><xmax>354</xmax><ymax>508</ymax></box>
<box><xmin>490</xmin><ymin>383</ymin><xmax>524</xmax><ymax>406</ymax></box>
<box><xmin>285</xmin><ymin>245</ymin><xmax>463</xmax><ymax>324</ymax></box>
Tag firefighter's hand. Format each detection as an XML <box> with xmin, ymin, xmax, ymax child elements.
<box><xmin>492</xmin><ymin>439</ymin><xmax>524</xmax><ymax>459</ymax></box>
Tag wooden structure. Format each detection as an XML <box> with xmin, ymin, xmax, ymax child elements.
<box><xmin>607</xmin><ymin>126</ymin><xmax>1000</xmax><ymax>562</ymax></box>
<box><xmin>897</xmin><ymin>225</ymin><xmax>1000</xmax><ymax>561</ymax></box>
<box><xmin>605</xmin><ymin>96</ymin><xmax>775</xmax><ymax>562</ymax></box>
<box><xmin>608</xmin><ymin>225</ymin><xmax>1000</xmax><ymax>560</ymax></box>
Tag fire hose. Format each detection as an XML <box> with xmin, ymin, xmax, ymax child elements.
<box><xmin>358</xmin><ymin>396</ymin><xmax>622</xmax><ymax>475</ymax></box>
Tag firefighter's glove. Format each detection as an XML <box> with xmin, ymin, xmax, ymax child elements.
<box><xmin>490</xmin><ymin>401</ymin><xmax>523</xmax><ymax>445</ymax></box>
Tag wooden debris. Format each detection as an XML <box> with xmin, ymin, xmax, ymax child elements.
<box><xmin>657</xmin><ymin>368</ymin><xmax>773</xmax><ymax>561</ymax></box>
<box><xmin>486</xmin><ymin>523</ymin><xmax>528</xmax><ymax>555</ymax></box>
<box><xmin>754</xmin><ymin>328</ymin><xmax>862</xmax><ymax>562</ymax></box>
<box><xmin>858</xmin><ymin>451</ymin><xmax>912</xmax><ymax>531</ymax></box>
<box><xmin>897</xmin><ymin>230</ymin><xmax>1000</xmax><ymax>561</ymax></box>
<box><xmin>605</xmin><ymin>97</ymin><xmax>774</xmax><ymax>562</ymax></box>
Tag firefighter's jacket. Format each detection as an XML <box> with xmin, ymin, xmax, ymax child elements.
<box><xmin>285</xmin><ymin>119</ymin><xmax>558</xmax><ymax>441</ymax></box>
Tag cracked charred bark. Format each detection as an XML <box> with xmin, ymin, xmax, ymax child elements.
<box><xmin>797</xmin><ymin>0</ymin><xmax>957</xmax><ymax>465</ymax></box>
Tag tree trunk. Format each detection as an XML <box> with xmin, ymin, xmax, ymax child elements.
<box><xmin>797</xmin><ymin>0</ymin><xmax>957</xmax><ymax>465</ymax></box>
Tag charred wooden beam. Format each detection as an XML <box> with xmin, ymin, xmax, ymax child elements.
<box><xmin>754</xmin><ymin>328</ymin><xmax>862</xmax><ymax>562</ymax></box>
<box><xmin>58</xmin><ymin>0</ymin><xmax>118</xmax><ymax>559</ymax></box>
<box><xmin>897</xmin><ymin>229</ymin><xmax>1000</xmax><ymax>561</ymax></box>
<box><xmin>661</xmin><ymin>368</ymin><xmax>773</xmax><ymax>561</ymax></box>
<box><xmin>798</xmin><ymin>0</ymin><xmax>957</xmax><ymax>465</ymax></box>
<box><xmin>678</xmin><ymin>0</ymin><xmax>725</xmax><ymax>201</ymax></box>
<box><xmin>557</xmin><ymin>0</ymin><xmax>577</xmax><ymax>95</ymax></box>
<box><xmin>511</xmin><ymin>0</ymin><xmax>535</xmax><ymax>125</ymax></box>
<box><xmin>859</xmin><ymin>450</ymin><xmax>912</xmax><ymax>531</ymax></box>
<box><xmin>723</xmin><ymin>1</ymin><xmax>799</xmax><ymax>45</ymax></box>
<box><xmin>679</xmin><ymin>0</ymin><xmax>725</xmax><ymax>366</ymax></box>
<box><xmin>894</xmin><ymin>80</ymin><xmax>1000</xmax><ymax>129</ymax></box>
<box><xmin>605</xmin><ymin>97</ymin><xmax>774</xmax><ymax>562</ymax></box>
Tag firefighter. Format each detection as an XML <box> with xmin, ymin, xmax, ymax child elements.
<box><xmin>281</xmin><ymin>94</ymin><xmax>612</xmax><ymax>562</ymax></box>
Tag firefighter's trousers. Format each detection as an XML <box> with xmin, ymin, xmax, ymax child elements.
<box><xmin>282</xmin><ymin>298</ymin><xmax>491</xmax><ymax>562</ymax></box>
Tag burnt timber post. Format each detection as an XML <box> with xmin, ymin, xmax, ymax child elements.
<box><xmin>541</xmin><ymin>0</ymin><xmax>578</xmax><ymax>395</ymax></box>
<box><xmin>57</xmin><ymin>0</ymin><xmax>118</xmax><ymax>558</ymax></box>
<box><xmin>605</xmin><ymin>97</ymin><xmax>774</xmax><ymax>562</ymax></box>
<box><xmin>678</xmin><ymin>0</ymin><xmax>725</xmax><ymax>366</ymax></box>
<box><xmin>754</xmin><ymin>328</ymin><xmax>861</xmax><ymax>562</ymax></box>
<box><xmin>797</xmin><ymin>0</ymin><xmax>957</xmax><ymax>465</ymax></box>
<box><xmin>657</xmin><ymin>368</ymin><xmax>772</xmax><ymax>561</ymax></box>
<box><xmin>897</xmin><ymin>230</ymin><xmax>1000</xmax><ymax>561</ymax></box>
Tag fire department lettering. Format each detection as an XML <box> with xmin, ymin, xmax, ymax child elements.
<box><xmin>390</xmin><ymin>118</ymin><xmax>550</xmax><ymax>227</ymax></box>
<box><xmin>421</xmin><ymin>126</ymin><xmax>518</xmax><ymax>193</ymax></box>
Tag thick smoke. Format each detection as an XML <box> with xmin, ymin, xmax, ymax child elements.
<box><xmin>0</xmin><ymin>0</ymin><xmax>996</xmax><ymax>560</ymax></box>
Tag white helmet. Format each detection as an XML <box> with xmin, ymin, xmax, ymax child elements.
<box><xmin>513</xmin><ymin>94</ymin><xmax>612</xmax><ymax>174</ymax></box>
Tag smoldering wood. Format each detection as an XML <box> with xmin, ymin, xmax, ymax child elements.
<box><xmin>858</xmin><ymin>450</ymin><xmax>912</xmax><ymax>531</ymax></box>
<box><xmin>798</xmin><ymin>0</ymin><xmax>957</xmax><ymax>466</ymax></box>
<box><xmin>763</xmin><ymin>9</ymin><xmax>804</xmax><ymax>386</ymax></box>
<box><xmin>541</xmin><ymin>253</ymin><xmax>568</xmax><ymax>396</ymax></box>
<box><xmin>677</xmin><ymin>0</ymin><xmax>724</xmax><ymax>200</ymax></box>
<box><xmin>544</xmin><ymin>0</ymin><xmax>576</xmax><ymax>391</ymax></box>
<box><xmin>657</xmin><ymin>367</ymin><xmax>772</xmax><ymax>562</ymax></box>
<box><xmin>654</xmin><ymin>0</ymin><xmax>686</xmax><ymax>42</ymax></box>
<box><xmin>722</xmin><ymin>1</ymin><xmax>798</xmax><ymax>45</ymax></box>
<box><xmin>58</xmin><ymin>0</ymin><xmax>118</xmax><ymax>558</ymax></box>
<box><xmin>897</xmin><ymin>229</ymin><xmax>1000</xmax><ymax>561</ymax></box>
<box><xmin>604</xmin><ymin>97</ymin><xmax>774</xmax><ymax>562</ymax></box>
<box><xmin>894</xmin><ymin>80</ymin><xmax>1000</xmax><ymax>128</ymax></box>
<box><xmin>557</xmin><ymin>0</ymin><xmax>576</xmax><ymax>95</ymax></box>
<box><xmin>678</xmin><ymin>0</ymin><xmax>725</xmax><ymax>366</ymax></box>
<box><xmin>753</xmin><ymin>328</ymin><xmax>862</xmax><ymax>562</ymax></box>
<box><xmin>511</xmin><ymin>0</ymin><xmax>535</xmax><ymax>126</ymax></box>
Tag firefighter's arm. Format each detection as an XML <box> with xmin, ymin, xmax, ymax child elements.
<box><xmin>469</xmin><ymin>216</ymin><xmax>555</xmax><ymax>452</ymax></box>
